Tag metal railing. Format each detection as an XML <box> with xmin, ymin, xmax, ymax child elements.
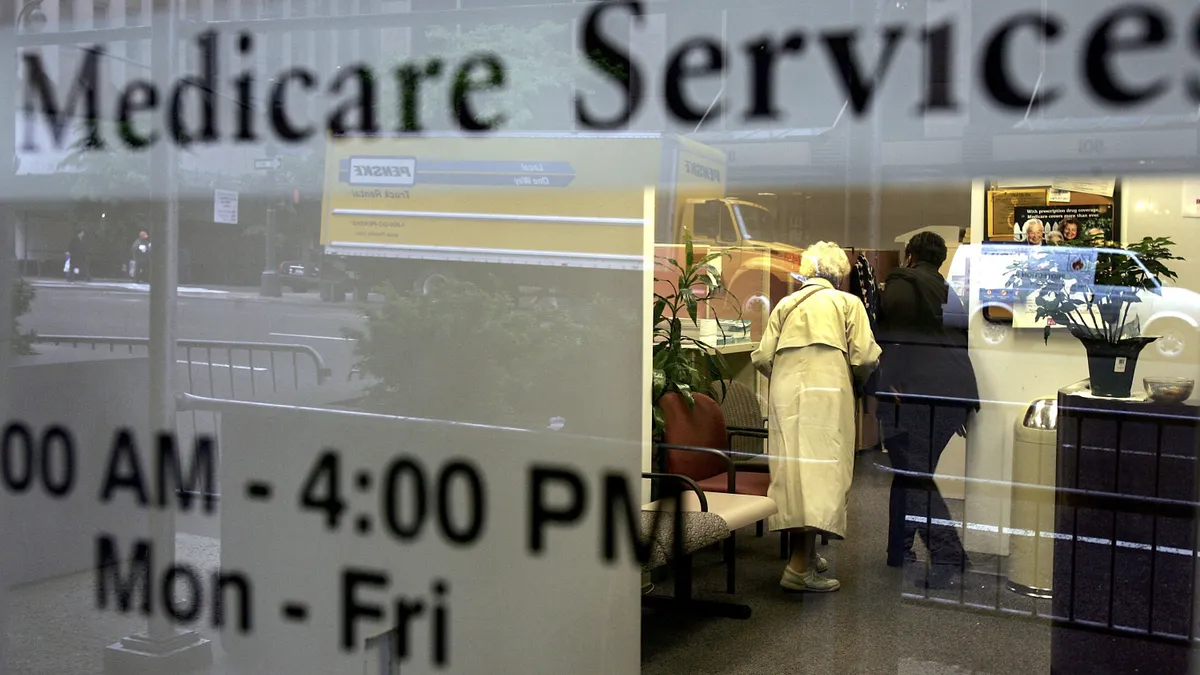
<box><xmin>36</xmin><ymin>335</ymin><xmax>336</xmax><ymax>504</ymax></box>
<box><xmin>872</xmin><ymin>390</ymin><xmax>1200</xmax><ymax>650</ymax></box>
<box><xmin>34</xmin><ymin>335</ymin><xmax>332</xmax><ymax>397</ymax></box>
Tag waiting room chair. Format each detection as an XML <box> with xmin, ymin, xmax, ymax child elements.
<box><xmin>711</xmin><ymin>379</ymin><xmax>772</xmax><ymax>482</ymax></box>
<box><xmin>658</xmin><ymin>391</ymin><xmax>788</xmax><ymax>584</ymax></box>
<box><xmin>640</xmin><ymin>470</ymin><xmax>775</xmax><ymax>617</ymax></box>
<box><xmin>709</xmin><ymin>380</ymin><xmax>795</xmax><ymax>558</ymax></box>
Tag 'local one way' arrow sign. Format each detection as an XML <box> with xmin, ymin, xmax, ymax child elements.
<box><xmin>254</xmin><ymin>158</ymin><xmax>281</xmax><ymax>170</ymax></box>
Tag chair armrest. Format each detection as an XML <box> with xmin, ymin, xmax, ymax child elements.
<box><xmin>640</xmin><ymin>472</ymin><xmax>715</xmax><ymax>568</ymax></box>
<box><xmin>733</xmin><ymin>460</ymin><xmax>769</xmax><ymax>473</ymax></box>
<box><xmin>654</xmin><ymin>443</ymin><xmax>737</xmax><ymax>493</ymax></box>
<box><xmin>726</xmin><ymin>429</ymin><xmax>768</xmax><ymax>476</ymax></box>
<box><xmin>728</xmin><ymin>427</ymin><xmax>768</xmax><ymax>440</ymax></box>
<box><xmin>641</xmin><ymin>472</ymin><xmax>708</xmax><ymax>512</ymax></box>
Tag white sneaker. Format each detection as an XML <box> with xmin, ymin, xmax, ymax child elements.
<box><xmin>813</xmin><ymin>552</ymin><xmax>829</xmax><ymax>573</ymax></box>
<box><xmin>781</xmin><ymin>566</ymin><xmax>841</xmax><ymax>593</ymax></box>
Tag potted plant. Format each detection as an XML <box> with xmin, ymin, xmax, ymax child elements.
<box><xmin>13</xmin><ymin>278</ymin><xmax>36</xmax><ymax>356</ymax></box>
<box><xmin>652</xmin><ymin>236</ymin><xmax>738</xmax><ymax>440</ymax></box>
<box><xmin>1006</xmin><ymin>234</ymin><xmax>1183</xmax><ymax>397</ymax></box>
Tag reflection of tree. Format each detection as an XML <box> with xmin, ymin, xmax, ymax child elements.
<box><xmin>58</xmin><ymin>122</ymin><xmax>153</xmax><ymax>237</ymax></box>
<box><xmin>421</xmin><ymin>21</ymin><xmax>586</xmax><ymax>130</ymax></box>
<box><xmin>238</xmin><ymin>150</ymin><xmax>326</xmax><ymax>259</ymax></box>
<box><xmin>59</xmin><ymin>119</ymin><xmax>325</xmax><ymax>268</ymax></box>
<box><xmin>57</xmin><ymin>122</ymin><xmax>164</xmax><ymax>273</ymax></box>
<box><xmin>345</xmin><ymin>279</ymin><xmax>630</xmax><ymax>432</ymax></box>
<box><xmin>13</xmin><ymin>279</ymin><xmax>36</xmax><ymax>356</ymax></box>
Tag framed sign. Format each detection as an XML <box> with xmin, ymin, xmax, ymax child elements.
<box><xmin>987</xmin><ymin>188</ymin><xmax>1046</xmax><ymax>241</ymax></box>
<box><xmin>987</xmin><ymin>181</ymin><xmax>1121</xmax><ymax>243</ymax></box>
<box><xmin>213</xmin><ymin>189</ymin><xmax>239</xmax><ymax>225</ymax></box>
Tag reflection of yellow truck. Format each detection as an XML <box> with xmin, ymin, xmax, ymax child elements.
<box><xmin>319</xmin><ymin>132</ymin><xmax>799</xmax><ymax>296</ymax></box>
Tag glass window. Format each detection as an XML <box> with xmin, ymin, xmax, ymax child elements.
<box><xmin>717</xmin><ymin>203</ymin><xmax>737</xmax><ymax>243</ymax></box>
<box><xmin>8</xmin><ymin>3</ymin><xmax>1200</xmax><ymax>675</ymax></box>
<box><xmin>692</xmin><ymin>201</ymin><xmax>721</xmax><ymax>241</ymax></box>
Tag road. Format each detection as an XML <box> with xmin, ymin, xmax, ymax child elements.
<box><xmin>25</xmin><ymin>282</ymin><xmax>367</xmax><ymax>385</ymax></box>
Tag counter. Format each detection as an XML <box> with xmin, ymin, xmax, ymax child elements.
<box><xmin>1051</xmin><ymin>380</ymin><xmax>1200</xmax><ymax>674</ymax></box>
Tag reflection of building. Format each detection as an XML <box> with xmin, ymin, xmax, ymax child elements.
<box><xmin>13</xmin><ymin>0</ymin><xmax>1200</xmax><ymax>278</ymax></box>
<box><xmin>12</xmin><ymin>0</ymin><xmax>386</xmax><ymax>283</ymax></box>
<box><xmin>11</xmin><ymin>0</ymin><xmax>974</xmax><ymax>267</ymax></box>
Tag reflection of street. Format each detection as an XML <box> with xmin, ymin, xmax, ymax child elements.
<box><xmin>24</xmin><ymin>285</ymin><xmax>369</xmax><ymax>540</ymax></box>
<box><xmin>26</xmin><ymin>285</ymin><xmax>365</xmax><ymax>377</ymax></box>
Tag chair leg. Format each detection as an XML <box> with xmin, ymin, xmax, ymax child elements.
<box><xmin>674</xmin><ymin>553</ymin><xmax>694</xmax><ymax>601</ymax></box>
<box><xmin>756</xmin><ymin>520</ymin><xmax>765</xmax><ymax>537</ymax></box>
<box><xmin>821</xmin><ymin>534</ymin><xmax>829</xmax><ymax>547</ymax></box>
<box><xmin>724</xmin><ymin>533</ymin><xmax>737</xmax><ymax>594</ymax></box>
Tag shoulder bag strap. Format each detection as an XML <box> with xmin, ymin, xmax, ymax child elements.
<box><xmin>776</xmin><ymin>284</ymin><xmax>862</xmax><ymax>392</ymax></box>
<box><xmin>775</xmin><ymin>284</ymin><xmax>829</xmax><ymax>333</ymax></box>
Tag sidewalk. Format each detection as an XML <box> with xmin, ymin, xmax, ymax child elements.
<box><xmin>30</xmin><ymin>278</ymin><xmax>383</xmax><ymax>305</ymax></box>
<box><xmin>6</xmin><ymin>532</ymin><xmax>236</xmax><ymax>675</ymax></box>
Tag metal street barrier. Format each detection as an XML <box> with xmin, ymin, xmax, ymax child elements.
<box><xmin>35</xmin><ymin>334</ymin><xmax>337</xmax><ymax>506</ymax></box>
<box><xmin>34</xmin><ymin>334</ymin><xmax>332</xmax><ymax>398</ymax></box>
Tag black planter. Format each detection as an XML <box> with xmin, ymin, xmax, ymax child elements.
<box><xmin>1077</xmin><ymin>336</ymin><xmax>1158</xmax><ymax>398</ymax></box>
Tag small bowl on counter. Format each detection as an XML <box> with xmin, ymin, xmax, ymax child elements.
<box><xmin>1144</xmin><ymin>377</ymin><xmax>1196</xmax><ymax>404</ymax></box>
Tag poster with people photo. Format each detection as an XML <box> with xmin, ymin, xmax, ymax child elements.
<box><xmin>1012</xmin><ymin>204</ymin><xmax>1114</xmax><ymax>245</ymax></box>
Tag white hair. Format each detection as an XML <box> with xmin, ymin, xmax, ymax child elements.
<box><xmin>799</xmin><ymin>241</ymin><xmax>850</xmax><ymax>285</ymax></box>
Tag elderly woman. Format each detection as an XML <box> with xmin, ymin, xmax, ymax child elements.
<box><xmin>751</xmin><ymin>242</ymin><xmax>881</xmax><ymax>593</ymax></box>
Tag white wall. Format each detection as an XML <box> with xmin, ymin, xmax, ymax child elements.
<box><xmin>963</xmin><ymin>181</ymin><xmax>1090</xmax><ymax>556</ymax></box>
<box><xmin>1121</xmin><ymin>177</ymin><xmax>1200</xmax><ymax>290</ymax></box>
<box><xmin>960</xmin><ymin>177</ymin><xmax>1200</xmax><ymax>557</ymax></box>
<box><xmin>1116</xmin><ymin>177</ymin><xmax>1200</xmax><ymax>384</ymax></box>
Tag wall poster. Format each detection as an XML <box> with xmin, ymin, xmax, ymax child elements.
<box><xmin>1012</xmin><ymin>204</ymin><xmax>1114</xmax><ymax>244</ymax></box>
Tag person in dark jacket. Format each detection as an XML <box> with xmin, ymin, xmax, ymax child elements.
<box><xmin>875</xmin><ymin>232</ymin><xmax>979</xmax><ymax>587</ymax></box>
<box><xmin>130</xmin><ymin>231</ymin><xmax>151</xmax><ymax>283</ymax></box>
<box><xmin>66</xmin><ymin>229</ymin><xmax>90</xmax><ymax>281</ymax></box>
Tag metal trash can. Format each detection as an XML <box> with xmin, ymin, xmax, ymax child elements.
<box><xmin>1005</xmin><ymin>397</ymin><xmax>1058</xmax><ymax>598</ymax></box>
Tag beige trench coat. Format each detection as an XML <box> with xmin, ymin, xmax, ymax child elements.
<box><xmin>751</xmin><ymin>279</ymin><xmax>881</xmax><ymax>539</ymax></box>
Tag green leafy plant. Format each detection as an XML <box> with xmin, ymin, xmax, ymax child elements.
<box><xmin>652</xmin><ymin>236</ymin><xmax>739</xmax><ymax>441</ymax></box>
<box><xmin>239</xmin><ymin>149</ymin><xmax>325</xmax><ymax>255</ymax></box>
<box><xmin>58</xmin><ymin>119</ymin><xmax>220</xmax><ymax>271</ymax></box>
<box><xmin>1005</xmin><ymin>234</ymin><xmax>1183</xmax><ymax>345</ymax></box>
<box><xmin>13</xmin><ymin>279</ymin><xmax>35</xmax><ymax>356</ymax></box>
<box><xmin>420</xmin><ymin>21</ymin><xmax>599</xmax><ymax>130</ymax></box>
<box><xmin>345</xmin><ymin>279</ymin><xmax>627</xmax><ymax>430</ymax></box>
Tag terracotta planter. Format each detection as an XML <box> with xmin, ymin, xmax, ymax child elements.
<box><xmin>1077</xmin><ymin>335</ymin><xmax>1158</xmax><ymax>398</ymax></box>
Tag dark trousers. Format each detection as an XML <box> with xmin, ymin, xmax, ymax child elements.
<box><xmin>877</xmin><ymin>400</ymin><xmax>966</xmax><ymax>566</ymax></box>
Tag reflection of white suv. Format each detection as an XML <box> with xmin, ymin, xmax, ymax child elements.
<box><xmin>947</xmin><ymin>244</ymin><xmax>1200</xmax><ymax>361</ymax></box>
